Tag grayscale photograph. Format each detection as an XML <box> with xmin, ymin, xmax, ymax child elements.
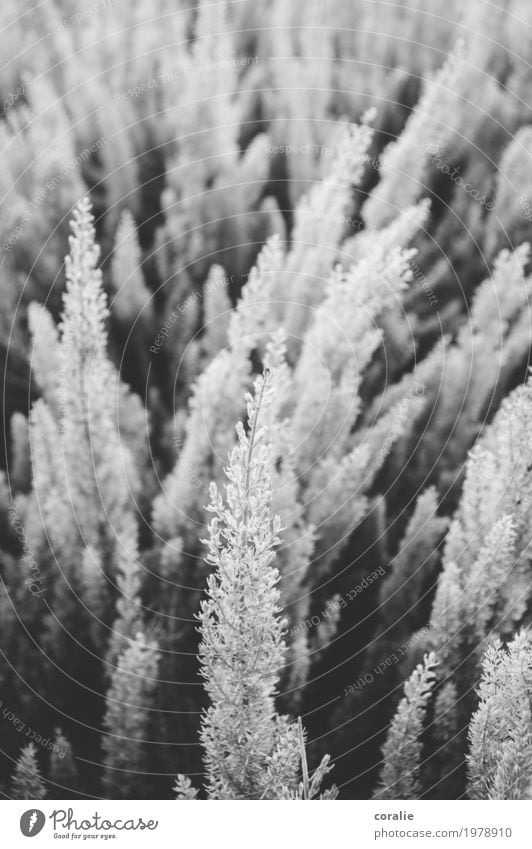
<box><xmin>0</xmin><ymin>0</ymin><xmax>531</xmax><ymax>829</ymax></box>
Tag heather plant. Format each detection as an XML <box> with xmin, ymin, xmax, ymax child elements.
<box><xmin>23</xmin><ymin>200</ymin><xmax>145</xmax><ymax>656</ymax></box>
<box><xmin>427</xmin><ymin>376</ymin><xmax>532</xmax><ymax>670</ymax></box>
<box><xmin>403</xmin><ymin>376</ymin><xmax>532</xmax><ymax>798</ymax></box>
<box><xmin>0</xmin><ymin>200</ymin><xmax>153</xmax><ymax>781</ymax></box>
<box><xmin>197</xmin><ymin>368</ymin><xmax>300</xmax><ymax>798</ymax></box>
<box><xmin>279</xmin><ymin>719</ymin><xmax>338</xmax><ymax>800</ymax></box>
<box><xmin>0</xmin><ymin>74</ymin><xmax>86</xmax><ymax>298</ymax></box>
<box><xmin>11</xmin><ymin>743</ymin><xmax>46</xmax><ymax>800</ymax></box>
<box><xmin>194</xmin><ymin>366</ymin><xmax>336</xmax><ymax>799</ymax></box>
<box><xmin>102</xmin><ymin>634</ymin><xmax>159</xmax><ymax>799</ymax></box>
<box><xmin>467</xmin><ymin>631</ymin><xmax>532</xmax><ymax>800</ymax></box>
<box><xmin>485</xmin><ymin>128</ymin><xmax>532</xmax><ymax>259</ymax></box>
<box><xmin>154</xmin><ymin>0</ymin><xmax>280</xmax><ymax>379</ymax></box>
<box><xmin>373</xmin><ymin>632</ymin><xmax>532</xmax><ymax>800</ymax></box>
<box><xmin>363</xmin><ymin>48</ymin><xmax>464</xmax><ymax>230</ymax></box>
<box><xmin>415</xmin><ymin>244</ymin><xmax>532</xmax><ymax>502</ymax></box>
<box><xmin>152</xmin><ymin>114</ymin><xmax>432</xmax><ymax>711</ymax></box>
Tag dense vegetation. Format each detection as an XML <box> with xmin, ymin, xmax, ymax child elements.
<box><xmin>1</xmin><ymin>0</ymin><xmax>532</xmax><ymax>800</ymax></box>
